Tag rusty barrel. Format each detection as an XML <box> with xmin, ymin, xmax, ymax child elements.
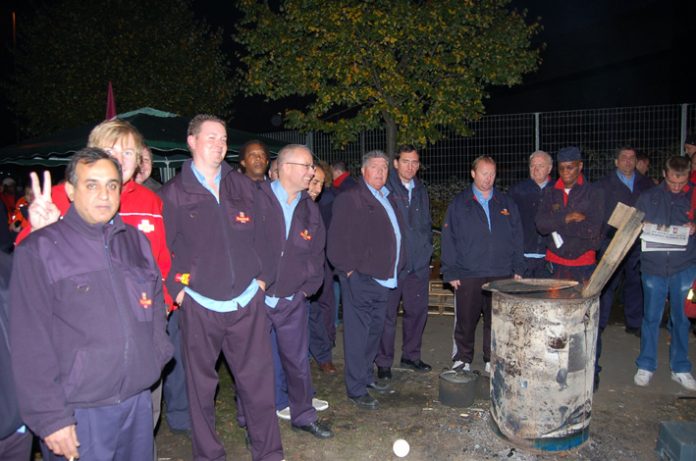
<box><xmin>485</xmin><ymin>279</ymin><xmax>599</xmax><ymax>452</ymax></box>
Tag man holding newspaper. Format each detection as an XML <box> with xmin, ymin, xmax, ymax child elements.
<box><xmin>634</xmin><ymin>155</ymin><xmax>696</xmax><ymax>391</ymax></box>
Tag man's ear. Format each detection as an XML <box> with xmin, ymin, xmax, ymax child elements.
<box><xmin>64</xmin><ymin>181</ymin><xmax>75</xmax><ymax>202</ymax></box>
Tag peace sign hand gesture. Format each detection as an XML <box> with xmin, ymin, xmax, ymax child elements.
<box><xmin>28</xmin><ymin>171</ymin><xmax>61</xmax><ymax>232</ymax></box>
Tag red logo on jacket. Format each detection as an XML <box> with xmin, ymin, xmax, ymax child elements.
<box><xmin>235</xmin><ymin>212</ymin><xmax>251</xmax><ymax>224</ymax></box>
<box><xmin>300</xmin><ymin>229</ymin><xmax>312</xmax><ymax>241</ymax></box>
<box><xmin>139</xmin><ymin>292</ymin><xmax>152</xmax><ymax>309</ymax></box>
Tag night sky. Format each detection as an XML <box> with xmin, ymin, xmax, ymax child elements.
<box><xmin>0</xmin><ymin>0</ymin><xmax>693</xmax><ymax>144</ymax></box>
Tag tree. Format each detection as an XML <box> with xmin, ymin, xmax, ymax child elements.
<box><xmin>236</xmin><ymin>0</ymin><xmax>542</xmax><ymax>155</ymax></box>
<box><xmin>9</xmin><ymin>0</ymin><xmax>235</xmax><ymax>136</ymax></box>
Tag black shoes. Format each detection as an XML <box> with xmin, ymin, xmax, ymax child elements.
<box><xmin>625</xmin><ymin>326</ymin><xmax>641</xmax><ymax>338</ymax></box>
<box><xmin>367</xmin><ymin>381</ymin><xmax>395</xmax><ymax>394</ymax></box>
<box><xmin>292</xmin><ymin>420</ymin><xmax>334</xmax><ymax>439</ymax></box>
<box><xmin>349</xmin><ymin>393</ymin><xmax>379</xmax><ymax>410</ymax></box>
<box><xmin>377</xmin><ymin>366</ymin><xmax>392</xmax><ymax>379</ymax></box>
<box><xmin>400</xmin><ymin>357</ymin><xmax>432</xmax><ymax>372</ymax></box>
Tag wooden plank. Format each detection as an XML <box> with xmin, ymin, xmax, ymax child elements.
<box><xmin>582</xmin><ymin>202</ymin><xmax>645</xmax><ymax>298</ymax></box>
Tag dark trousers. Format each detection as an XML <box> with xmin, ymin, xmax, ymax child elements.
<box><xmin>262</xmin><ymin>296</ymin><xmax>316</xmax><ymax>426</ymax></box>
<box><xmin>181</xmin><ymin>291</ymin><xmax>283</xmax><ymax>461</ymax></box>
<box><xmin>42</xmin><ymin>391</ymin><xmax>153</xmax><ymax>461</ymax></box>
<box><xmin>453</xmin><ymin>276</ymin><xmax>506</xmax><ymax>364</ymax></box>
<box><xmin>596</xmin><ymin>249</ymin><xmax>643</xmax><ymax>374</ymax></box>
<box><xmin>376</xmin><ymin>268</ymin><xmax>429</xmax><ymax>367</ymax></box>
<box><xmin>522</xmin><ymin>257</ymin><xmax>550</xmax><ymax>278</ymax></box>
<box><xmin>162</xmin><ymin>309</ymin><xmax>191</xmax><ymax>431</ymax></box>
<box><xmin>340</xmin><ymin>273</ymin><xmax>390</xmax><ymax>398</ymax></box>
<box><xmin>0</xmin><ymin>430</ymin><xmax>32</xmax><ymax>461</ymax></box>
<box><xmin>599</xmin><ymin>248</ymin><xmax>643</xmax><ymax>330</ymax></box>
<box><xmin>309</xmin><ymin>263</ymin><xmax>335</xmax><ymax>364</ymax></box>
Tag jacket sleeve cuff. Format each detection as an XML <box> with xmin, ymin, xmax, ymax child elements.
<box><xmin>37</xmin><ymin>415</ymin><xmax>76</xmax><ymax>440</ymax></box>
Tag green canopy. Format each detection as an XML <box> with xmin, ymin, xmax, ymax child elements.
<box><xmin>0</xmin><ymin>107</ymin><xmax>285</xmax><ymax>168</ymax></box>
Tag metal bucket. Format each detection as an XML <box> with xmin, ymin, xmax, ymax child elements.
<box><xmin>486</xmin><ymin>279</ymin><xmax>599</xmax><ymax>452</ymax></box>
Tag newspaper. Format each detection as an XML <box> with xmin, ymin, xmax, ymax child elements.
<box><xmin>640</xmin><ymin>223</ymin><xmax>689</xmax><ymax>252</ymax></box>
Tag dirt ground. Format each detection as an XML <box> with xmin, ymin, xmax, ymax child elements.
<box><xmin>153</xmin><ymin>315</ymin><xmax>696</xmax><ymax>461</ymax></box>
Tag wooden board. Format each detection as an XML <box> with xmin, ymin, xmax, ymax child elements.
<box><xmin>582</xmin><ymin>202</ymin><xmax>645</xmax><ymax>298</ymax></box>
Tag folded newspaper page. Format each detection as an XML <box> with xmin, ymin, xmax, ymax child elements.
<box><xmin>640</xmin><ymin>223</ymin><xmax>689</xmax><ymax>252</ymax></box>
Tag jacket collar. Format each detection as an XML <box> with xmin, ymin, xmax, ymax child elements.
<box><xmin>180</xmin><ymin>159</ymin><xmax>233</xmax><ymax>194</ymax></box>
<box><xmin>62</xmin><ymin>204</ymin><xmax>126</xmax><ymax>241</ymax></box>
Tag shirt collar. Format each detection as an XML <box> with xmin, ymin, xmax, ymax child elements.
<box><xmin>472</xmin><ymin>184</ymin><xmax>493</xmax><ymax>202</ymax></box>
<box><xmin>364</xmin><ymin>179</ymin><xmax>390</xmax><ymax>198</ymax></box>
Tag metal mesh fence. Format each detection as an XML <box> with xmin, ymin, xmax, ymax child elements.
<box><xmin>262</xmin><ymin>103</ymin><xmax>695</xmax><ymax>190</ymax></box>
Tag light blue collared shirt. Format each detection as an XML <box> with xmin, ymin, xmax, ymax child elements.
<box><xmin>184</xmin><ymin>161</ymin><xmax>259</xmax><ymax>312</ymax></box>
<box><xmin>265</xmin><ymin>181</ymin><xmax>301</xmax><ymax>307</ymax></box>
<box><xmin>191</xmin><ymin>162</ymin><xmax>222</xmax><ymax>203</ymax></box>
<box><xmin>271</xmin><ymin>180</ymin><xmax>300</xmax><ymax>239</ymax></box>
<box><xmin>616</xmin><ymin>169</ymin><xmax>635</xmax><ymax>192</ymax></box>
<box><xmin>473</xmin><ymin>185</ymin><xmax>494</xmax><ymax>231</ymax></box>
<box><xmin>366</xmin><ymin>182</ymin><xmax>401</xmax><ymax>288</ymax></box>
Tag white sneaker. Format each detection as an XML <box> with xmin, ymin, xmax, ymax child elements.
<box><xmin>452</xmin><ymin>361</ymin><xmax>470</xmax><ymax>371</ymax></box>
<box><xmin>312</xmin><ymin>397</ymin><xmax>329</xmax><ymax>411</ymax></box>
<box><xmin>275</xmin><ymin>406</ymin><xmax>291</xmax><ymax>420</ymax></box>
<box><xmin>671</xmin><ymin>372</ymin><xmax>696</xmax><ymax>391</ymax></box>
<box><xmin>484</xmin><ymin>362</ymin><xmax>491</xmax><ymax>374</ymax></box>
<box><xmin>634</xmin><ymin>369</ymin><xmax>653</xmax><ymax>387</ymax></box>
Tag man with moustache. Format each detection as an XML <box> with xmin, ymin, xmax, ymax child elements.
<box><xmin>10</xmin><ymin>148</ymin><xmax>173</xmax><ymax>461</ymax></box>
<box><xmin>441</xmin><ymin>156</ymin><xmax>524</xmax><ymax>373</ymax></box>
<box><xmin>509</xmin><ymin>150</ymin><xmax>554</xmax><ymax>278</ymax></box>
<box><xmin>375</xmin><ymin>145</ymin><xmax>433</xmax><ymax>380</ymax></box>
<box><xmin>159</xmin><ymin>115</ymin><xmax>283</xmax><ymax>461</ymax></box>
<box><xmin>328</xmin><ymin>150</ymin><xmax>406</xmax><ymax>410</ymax></box>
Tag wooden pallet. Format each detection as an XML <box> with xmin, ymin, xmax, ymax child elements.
<box><xmin>428</xmin><ymin>279</ymin><xmax>455</xmax><ymax>315</ymax></box>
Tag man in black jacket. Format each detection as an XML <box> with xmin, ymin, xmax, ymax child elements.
<box><xmin>376</xmin><ymin>146</ymin><xmax>433</xmax><ymax>380</ymax></box>
<box><xmin>328</xmin><ymin>150</ymin><xmax>406</xmax><ymax>410</ymax></box>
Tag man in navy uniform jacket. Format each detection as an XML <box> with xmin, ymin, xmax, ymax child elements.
<box><xmin>11</xmin><ymin>148</ymin><xmax>173</xmax><ymax>461</ymax></box>
<box><xmin>328</xmin><ymin>150</ymin><xmax>406</xmax><ymax>410</ymax></box>
<box><xmin>253</xmin><ymin>145</ymin><xmax>332</xmax><ymax>439</ymax></box>
<box><xmin>536</xmin><ymin>146</ymin><xmax>604</xmax><ymax>283</ymax></box>
<box><xmin>376</xmin><ymin>145</ymin><xmax>433</xmax><ymax>380</ymax></box>
<box><xmin>509</xmin><ymin>150</ymin><xmax>553</xmax><ymax>278</ymax></box>
<box><xmin>441</xmin><ymin>156</ymin><xmax>524</xmax><ymax>373</ymax></box>
<box><xmin>160</xmin><ymin>115</ymin><xmax>283</xmax><ymax>461</ymax></box>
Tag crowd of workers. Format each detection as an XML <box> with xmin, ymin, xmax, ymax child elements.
<box><xmin>0</xmin><ymin>116</ymin><xmax>694</xmax><ymax>461</ymax></box>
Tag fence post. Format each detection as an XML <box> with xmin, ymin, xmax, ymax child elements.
<box><xmin>534</xmin><ymin>112</ymin><xmax>540</xmax><ymax>151</ymax></box>
<box><xmin>360</xmin><ymin>131</ymin><xmax>366</xmax><ymax>157</ymax></box>
<box><xmin>305</xmin><ymin>131</ymin><xmax>314</xmax><ymax>152</ymax></box>
<box><xmin>680</xmin><ymin>103</ymin><xmax>688</xmax><ymax>156</ymax></box>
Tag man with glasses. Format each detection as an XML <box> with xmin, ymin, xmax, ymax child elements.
<box><xmin>375</xmin><ymin>146</ymin><xmax>433</xmax><ymax>381</ymax></box>
<box><xmin>328</xmin><ymin>150</ymin><xmax>406</xmax><ymax>410</ymax></box>
<box><xmin>248</xmin><ymin>144</ymin><xmax>333</xmax><ymax>439</ymax></box>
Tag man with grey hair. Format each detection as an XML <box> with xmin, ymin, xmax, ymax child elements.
<box><xmin>328</xmin><ymin>150</ymin><xmax>406</xmax><ymax>410</ymax></box>
<box><xmin>509</xmin><ymin>150</ymin><xmax>553</xmax><ymax>278</ymax></box>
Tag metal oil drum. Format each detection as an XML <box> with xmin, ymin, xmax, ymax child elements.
<box><xmin>484</xmin><ymin>278</ymin><xmax>599</xmax><ymax>452</ymax></box>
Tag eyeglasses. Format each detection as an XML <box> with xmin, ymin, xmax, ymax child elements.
<box><xmin>284</xmin><ymin>162</ymin><xmax>316</xmax><ymax>171</ymax></box>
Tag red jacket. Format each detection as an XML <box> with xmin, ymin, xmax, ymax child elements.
<box><xmin>15</xmin><ymin>181</ymin><xmax>174</xmax><ymax>310</ymax></box>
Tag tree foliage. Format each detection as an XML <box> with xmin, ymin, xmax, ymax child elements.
<box><xmin>236</xmin><ymin>0</ymin><xmax>542</xmax><ymax>154</ymax></box>
<box><xmin>9</xmin><ymin>0</ymin><xmax>235</xmax><ymax>136</ymax></box>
